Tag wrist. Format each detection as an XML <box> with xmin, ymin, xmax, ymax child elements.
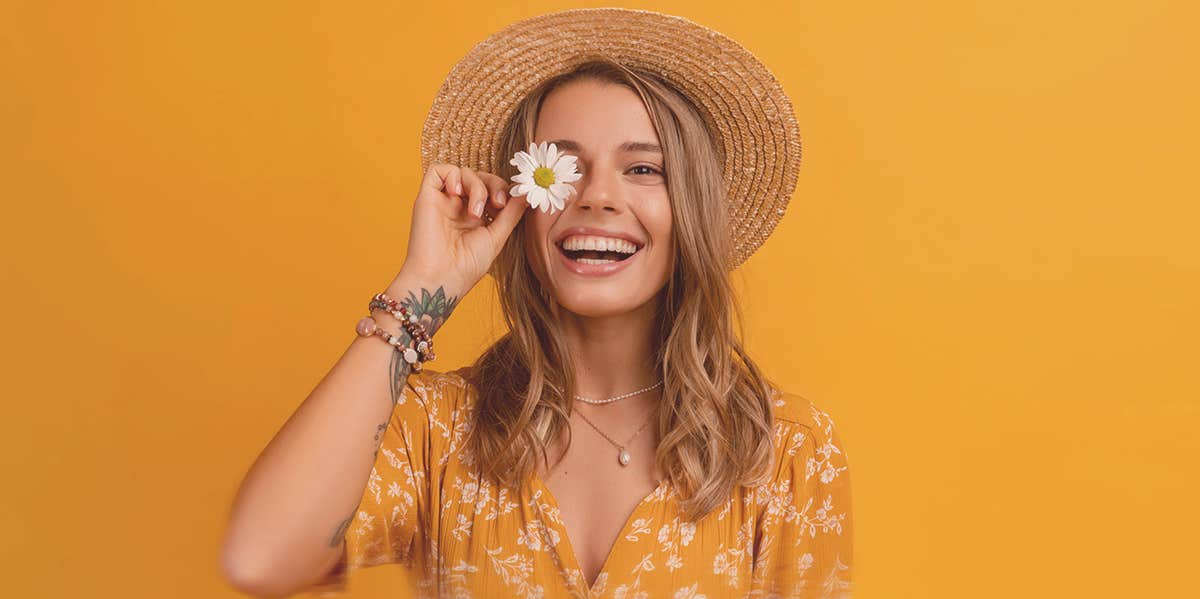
<box><xmin>381</xmin><ymin>272</ymin><xmax>466</xmax><ymax>339</ymax></box>
<box><xmin>391</xmin><ymin>265</ymin><xmax>470</xmax><ymax>298</ymax></box>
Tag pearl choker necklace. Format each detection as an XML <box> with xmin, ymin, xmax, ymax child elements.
<box><xmin>573</xmin><ymin>379</ymin><xmax>663</xmax><ymax>404</ymax></box>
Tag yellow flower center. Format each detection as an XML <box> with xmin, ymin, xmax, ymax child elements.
<box><xmin>533</xmin><ymin>166</ymin><xmax>556</xmax><ymax>188</ymax></box>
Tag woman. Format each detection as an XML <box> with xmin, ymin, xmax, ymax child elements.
<box><xmin>222</xmin><ymin>8</ymin><xmax>852</xmax><ymax>599</ymax></box>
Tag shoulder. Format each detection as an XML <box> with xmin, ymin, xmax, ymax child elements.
<box><xmin>753</xmin><ymin>391</ymin><xmax>854</xmax><ymax>591</ymax></box>
<box><xmin>393</xmin><ymin>366</ymin><xmax>476</xmax><ymax>465</ymax></box>
<box><xmin>388</xmin><ymin>366</ymin><xmax>476</xmax><ymax>432</ymax></box>
<box><xmin>768</xmin><ymin>387</ymin><xmax>849</xmax><ymax>472</ymax></box>
<box><xmin>389</xmin><ymin>366</ymin><xmax>479</xmax><ymax>424</ymax></box>
<box><xmin>770</xmin><ymin>387</ymin><xmax>842</xmax><ymax>436</ymax></box>
<box><xmin>408</xmin><ymin>364</ymin><xmax>472</xmax><ymax>393</ymax></box>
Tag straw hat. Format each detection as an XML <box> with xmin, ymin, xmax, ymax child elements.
<box><xmin>419</xmin><ymin>7</ymin><xmax>801</xmax><ymax>269</ymax></box>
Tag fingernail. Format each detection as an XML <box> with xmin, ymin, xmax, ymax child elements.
<box><xmin>473</xmin><ymin>201</ymin><xmax>483</xmax><ymax>217</ymax></box>
<box><xmin>498</xmin><ymin>190</ymin><xmax>507</xmax><ymax>204</ymax></box>
<box><xmin>456</xmin><ymin>181</ymin><xmax>463</xmax><ymax>195</ymax></box>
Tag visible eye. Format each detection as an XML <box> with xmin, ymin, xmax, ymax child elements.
<box><xmin>570</xmin><ymin>165</ymin><xmax>664</xmax><ymax>177</ymax></box>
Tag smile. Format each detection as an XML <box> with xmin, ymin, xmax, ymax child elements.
<box><xmin>555</xmin><ymin>237</ymin><xmax>643</xmax><ymax>276</ymax></box>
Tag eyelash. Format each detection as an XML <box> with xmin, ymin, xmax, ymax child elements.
<box><xmin>575</xmin><ymin>165</ymin><xmax>663</xmax><ymax>176</ymax></box>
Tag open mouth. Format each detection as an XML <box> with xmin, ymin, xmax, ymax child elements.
<box><xmin>556</xmin><ymin>241</ymin><xmax>642</xmax><ymax>265</ymax></box>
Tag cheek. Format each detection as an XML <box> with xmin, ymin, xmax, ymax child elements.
<box><xmin>643</xmin><ymin>200</ymin><xmax>673</xmax><ymax>252</ymax></box>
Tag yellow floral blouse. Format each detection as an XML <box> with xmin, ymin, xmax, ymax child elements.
<box><xmin>309</xmin><ymin>366</ymin><xmax>853</xmax><ymax>598</ymax></box>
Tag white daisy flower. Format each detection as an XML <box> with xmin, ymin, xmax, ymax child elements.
<box><xmin>508</xmin><ymin>141</ymin><xmax>582</xmax><ymax>214</ymax></box>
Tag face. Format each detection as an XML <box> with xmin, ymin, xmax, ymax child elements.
<box><xmin>524</xmin><ymin>78</ymin><xmax>673</xmax><ymax>318</ymax></box>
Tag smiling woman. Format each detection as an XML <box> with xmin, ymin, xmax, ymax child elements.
<box><xmin>221</xmin><ymin>7</ymin><xmax>851</xmax><ymax>599</ymax></box>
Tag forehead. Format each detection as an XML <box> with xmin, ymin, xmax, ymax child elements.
<box><xmin>533</xmin><ymin>79</ymin><xmax>660</xmax><ymax>152</ymax></box>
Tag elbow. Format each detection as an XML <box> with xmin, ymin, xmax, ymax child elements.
<box><xmin>220</xmin><ymin>533</ymin><xmax>296</xmax><ymax>599</ymax></box>
<box><xmin>221</xmin><ymin>531</ymin><xmax>341</xmax><ymax>598</ymax></box>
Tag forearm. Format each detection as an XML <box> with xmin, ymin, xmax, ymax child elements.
<box><xmin>220</xmin><ymin>271</ymin><xmax>463</xmax><ymax>596</ymax></box>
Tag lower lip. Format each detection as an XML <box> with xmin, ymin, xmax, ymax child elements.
<box><xmin>556</xmin><ymin>245</ymin><xmax>640</xmax><ymax>276</ymax></box>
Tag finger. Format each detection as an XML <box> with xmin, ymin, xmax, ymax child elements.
<box><xmin>420</xmin><ymin>163</ymin><xmax>463</xmax><ymax>198</ymax></box>
<box><xmin>460</xmin><ymin>167</ymin><xmax>489</xmax><ymax>219</ymax></box>
<box><xmin>447</xmin><ymin>168</ymin><xmax>463</xmax><ymax>198</ymax></box>
<box><xmin>474</xmin><ymin>171</ymin><xmax>510</xmax><ymax>211</ymax></box>
<box><xmin>483</xmin><ymin>181</ymin><xmax>529</xmax><ymax>239</ymax></box>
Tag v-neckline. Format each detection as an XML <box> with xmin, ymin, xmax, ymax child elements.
<box><xmin>529</xmin><ymin>471</ymin><xmax>668</xmax><ymax>597</ymax></box>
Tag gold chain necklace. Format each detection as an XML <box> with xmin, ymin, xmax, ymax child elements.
<box><xmin>573</xmin><ymin>403</ymin><xmax>657</xmax><ymax>467</ymax></box>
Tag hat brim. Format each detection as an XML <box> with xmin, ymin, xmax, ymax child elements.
<box><xmin>420</xmin><ymin>7</ymin><xmax>801</xmax><ymax>269</ymax></box>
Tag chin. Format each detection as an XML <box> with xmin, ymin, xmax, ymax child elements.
<box><xmin>556</xmin><ymin>297</ymin><xmax>645</xmax><ymax>318</ymax></box>
<box><xmin>532</xmin><ymin>249</ymin><xmax>668</xmax><ymax>317</ymax></box>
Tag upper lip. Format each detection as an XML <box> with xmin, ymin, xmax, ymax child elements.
<box><xmin>554</xmin><ymin>226</ymin><xmax>645</xmax><ymax>249</ymax></box>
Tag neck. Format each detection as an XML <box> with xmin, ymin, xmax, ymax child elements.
<box><xmin>558</xmin><ymin>299</ymin><xmax>660</xmax><ymax>403</ymax></box>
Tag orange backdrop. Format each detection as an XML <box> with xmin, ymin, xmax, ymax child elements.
<box><xmin>4</xmin><ymin>1</ymin><xmax>1197</xmax><ymax>597</ymax></box>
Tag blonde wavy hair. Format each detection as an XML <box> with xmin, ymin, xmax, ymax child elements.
<box><xmin>462</xmin><ymin>59</ymin><xmax>781</xmax><ymax>522</ymax></box>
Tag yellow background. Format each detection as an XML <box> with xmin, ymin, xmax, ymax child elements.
<box><xmin>4</xmin><ymin>1</ymin><xmax>1197</xmax><ymax>597</ymax></box>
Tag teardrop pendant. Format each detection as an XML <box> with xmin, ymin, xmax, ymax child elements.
<box><xmin>618</xmin><ymin>448</ymin><xmax>631</xmax><ymax>466</ymax></box>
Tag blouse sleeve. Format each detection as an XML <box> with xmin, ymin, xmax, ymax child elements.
<box><xmin>304</xmin><ymin>367</ymin><xmax>449</xmax><ymax>596</ymax></box>
<box><xmin>750</xmin><ymin>401</ymin><xmax>854</xmax><ymax>598</ymax></box>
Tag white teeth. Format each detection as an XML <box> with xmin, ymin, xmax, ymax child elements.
<box><xmin>560</xmin><ymin>235</ymin><xmax>638</xmax><ymax>254</ymax></box>
<box><xmin>576</xmin><ymin>257</ymin><xmax>618</xmax><ymax>265</ymax></box>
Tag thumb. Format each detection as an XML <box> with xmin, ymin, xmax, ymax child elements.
<box><xmin>485</xmin><ymin>191</ymin><xmax>530</xmax><ymax>243</ymax></box>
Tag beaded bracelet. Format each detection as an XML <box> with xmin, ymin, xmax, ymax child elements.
<box><xmin>368</xmin><ymin>293</ymin><xmax>436</xmax><ymax>358</ymax></box>
<box><xmin>355</xmin><ymin>292</ymin><xmax>437</xmax><ymax>370</ymax></box>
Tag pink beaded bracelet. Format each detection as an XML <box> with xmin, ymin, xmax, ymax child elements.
<box><xmin>355</xmin><ymin>292</ymin><xmax>436</xmax><ymax>370</ymax></box>
<box><xmin>368</xmin><ymin>293</ymin><xmax>436</xmax><ymax>358</ymax></box>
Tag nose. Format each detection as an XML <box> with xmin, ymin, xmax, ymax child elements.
<box><xmin>570</xmin><ymin>166</ymin><xmax>625</xmax><ymax>214</ymax></box>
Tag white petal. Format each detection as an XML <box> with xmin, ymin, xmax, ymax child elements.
<box><xmin>552</xmin><ymin>157</ymin><xmax>576</xmax><ymax>176</ymax></box>
<box><xmin>549</xmin><ymin>182</ymin><xmax>573</xmax><ymax>203</ymax></box>
<box><xmin>511</xmin><ymin>183</ymin><xmax>530</xmax><ymax>197</ymax></box>
<box><xmin>552</xmin><ymin>160</ymin><xmax>576</xmax><ymax>181</ymax></box>
<box><xmin>549</xmin><ymin>182</ymin><xmax>572</xmax><ymax>197</ymax></box>
<box><xmin>510</xmin><ymin>150</ymin><xmax>533</xmax><ymax>169</ymax></box>
<box><xmin>553</xmin><ymin>154</ymin><xmax>578</xmax><ymax>170</ymax></box>
<box><xmin>545</xmin><ymin>142</ymin><xmax>559</xmax><ymax>166</ymax></box>
<box><xmin>512</xmin><ymin>171</ymin><xmax>534</xmax><ymax>185</ymax></box>
<box><xmin>536</xmin><ymin>141</ymin><xmax>549</xmax><ymax>166</ymax></box>
<box><xmin>512</xmin><ymin>151</ymin><xmax>536</xmax><ymax>174</ymax></box>
<box><xmin>528</xmin><ymin>186</ymin><xmax>549</xmax><ymax>211</ymax></box>
<box><xmin>540</xmin><ymin>188</ymin><xmax>555</xmax><ymax>212</ymax></box>
<box><xmin>549</xmin><ymin>189</ymin><xmax>565</xmax><ymax>212</ymax></box>
<box><xmin>558</xmin><ymin>171</ymin><xmax>582</xmax><ymax>183</ymax></box>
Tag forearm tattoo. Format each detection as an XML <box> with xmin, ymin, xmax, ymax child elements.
<box><xmin>331</xmin><ymin>286</ymin><xmax>460</xmax><ymax>549</ymax></box>
<box><xmin>379</xmin><ymin>286</ymin><xmax>459</xmax><ymax>452</ymax></box>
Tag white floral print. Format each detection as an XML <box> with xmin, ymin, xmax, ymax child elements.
<box><xmin>309</xmin><ymin>368</ymin><xmax>853</xmax><ymax>598</ymax></box>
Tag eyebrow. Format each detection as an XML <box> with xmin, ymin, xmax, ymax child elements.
<box><xmin>548</xmin><ymin>139</ymin><xmax>662</xmax><ymax>154</ymax></box>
